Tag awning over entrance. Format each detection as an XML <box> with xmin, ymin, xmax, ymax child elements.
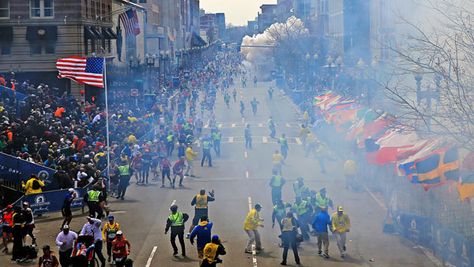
<box><xmin>191</xmin><ymin>32</ymin><xmax>206</xmax><ymax>47</ymax></box>
<box><xmin>0</xmin><ymin>26</ymin><xmax>13</xmax><ymax>42</ymax></box>
<box><xmin>26</xmin><ymin>26</ymin><xmax>57</xmax><ymax>41</ymax></box>
<box><xmin>102</xmin><ymin>28</ymin><xmax>117</xmax><ymax>39</ymax></box>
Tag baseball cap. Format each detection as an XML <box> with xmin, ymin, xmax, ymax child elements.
<box><xmin>337</xmin><ymin>206</ymin><xmax>344</xmax><ymax>212</ymax></box>
<box><xmin>116</xmin><ymin>230</ymin><xmax>123</xmax><ymax>235</ymax></box>
<box><xmin>63</xmin><ymin>225</ymin><xmax>70</xmax><ymax>229</ymax></box>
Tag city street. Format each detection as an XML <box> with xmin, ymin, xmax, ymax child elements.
<box><xmin>0</xmin><ymin>82</ymin><xmax>438</xmax><ymax>267</ymax></box>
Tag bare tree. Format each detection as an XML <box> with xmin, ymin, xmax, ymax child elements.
<box><xmin>382</xmin><ymin>0</ymin><xmax>474</xmax><ymax>151</ymax></box>
<box><xmin>266</xmin><ymin>16</ymin><xmax>311</xmax><ymax>83</ymax></box>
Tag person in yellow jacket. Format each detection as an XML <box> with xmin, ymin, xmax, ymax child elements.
<box><xmin>102</xmin><ymin>215</ymin><xmax>120</xmax><ymax>263</ymax></box>
<box><xmin>272</xmin><ymin>150</ymin><xmax>284</xmax><ymax>175</ymax></box>
<box><xmin>244</xmin><ymin>203</ymin><xmax>264</xmax><ymax>254</ymax></box>
<box><xmin>127</xmin><ymin>134</ymin><xmax>137</xmax><ymax>144</ymax></box>
<box><xmin>344</xmin><ymin>159</ymin><xmax>358</xmax><ymax>191</ymax></box>
<box><xmin>331</xmin><ymin>206</ymin><xmax>351</xmax><ymax>258</ymax></box>
<box><xmin>185</xmin><ymin>144</ymin><xmax>198</xmax><ymax>177</ymax></box>
<box><xmin>22</xmin><ymin>174</ymin><xmax>45</xmax><ymax>195</ymax></box>
<box><xmin>201</xmin><ymin>235</ymin><xmax>226</xmax><ymax>267</ymax></box>
<box><xmin>302</xmin><ymin>111</ymin><xmax>309</xmax><ymax>126</ymax></box>
<box><xmin>299</xmin><ymin>124</ymin><xmax>310</xmax><ymax>145</ymax></box>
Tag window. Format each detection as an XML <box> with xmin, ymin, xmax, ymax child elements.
<box><xmin>30</xmin><ymin>44</ymin><xmax>42</xmax><ymax>54</ymax></box>
<box><xmin>91</xmin><ymin>1</ymin><xmax>95</xmax><ymax>18</ymax></box>
<box><xmin>45</xmin><ymin>43</ymin><xmax>55</xmax><ymax>54</ymax></box>
<box><xmin>0</xmin><ymin>0</ymin><xmax>9</xmax><ymax>18</ymax></box>
<box><xmin>85</xmin><ymin>0</ymin><xmax>88</xmax><ymax>18</ymax></box>
<box><xmin>0</xmin><ymin>43</ymin><xmax>11</xmax><ymax>55</ymax></box>
<box><xmin>30</xmin><ymin>0</ymin><xmax>54</xmax><ymax>18</ymax></box>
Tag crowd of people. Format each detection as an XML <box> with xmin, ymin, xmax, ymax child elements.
<box><xmin>1</xmin><ymin>44</ymin><xmax>355</xmax><ymax>267</ymax></box>
<box><xmin>0</xmin><ymin>47</ymin><xmax>243</xmax><ymax>266</ymax></box>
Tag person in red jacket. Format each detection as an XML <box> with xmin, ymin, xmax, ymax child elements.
<box><xmin>1</xmin><ymin>204</ymin><xmax>14</xmax><ymax>253</ymax></box>
<box><xmin>111</xmin><ymin>231</ymin><xmax>131</xmax><ymax>267</ymax></box>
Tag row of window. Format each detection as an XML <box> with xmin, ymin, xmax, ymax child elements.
<box><xmin>0</xmin><ymin>0</ymin><xmax>54</xmax><ymax>19</ymax></box>
<box><xmin>0</xmin><ymin>42</ymin><xmax>56</xmax><ymax>55</ymax></box>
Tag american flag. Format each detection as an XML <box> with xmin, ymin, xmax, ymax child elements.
<box><xmin>119</xmin><ymin>9</ymin><xmax>140</xmax><ymax>36</ymax></box>
<box><xmin>56</xmin><ymin>56</ymin><xmax>105</xmax><ymax>88</ymax></box>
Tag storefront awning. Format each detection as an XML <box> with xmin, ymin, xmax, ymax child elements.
<box><xmin>90</xmin><ymin>27</ymin><xmax>102</xmax><ymax>39</ymax></box>
<box><xmin>0</xmin><ymin>26</ymin><xmax>13</xmax><ymax>42</ymax></box>
<box><xmin>191</xmin><ymin>32</ymin><xmax>206</xmax><ymax>47</ymax></box>
<box><xmin>26</xmin><ymin>26</ymin><xmax>57</xmax><ymax>41</ymax></box>
<box><xmin>102</xmin><ymin>28</ymin><xmax>117</xmax><ymax>39</ymax></box>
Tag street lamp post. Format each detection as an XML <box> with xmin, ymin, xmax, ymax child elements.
<box><xmin>414</xmin><ymin>62</ymin><xmax>441</xmax><ymax>129</ymax></box>
<box><xmin>327</xmin><ymin>56</ymin><xmax>335</xmax><ymax>90</ymax></box>
<box><xmin>305</xmin><ymin>53</ymin><xmax>311</xmax><ymax>91</ymax></box>
<box><xmin>145</xmin><ymin>53</ymin><xmax>157</xmax><ymax>94</ymax></box>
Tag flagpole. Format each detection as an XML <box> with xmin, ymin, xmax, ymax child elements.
<box><xmin>103</xmin><ymin>58</ymin><xmax>111</xmax><ymax>191</ymax></box>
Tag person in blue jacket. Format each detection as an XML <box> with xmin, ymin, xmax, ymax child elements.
<box><xmin>190</xmin><ymin>216</ymin><xmax>213</xmax><ymax>261</ymax></box>
<box><xmin>312</xmin><ymin>209</ymin><xmax>332</xmax><ymax>258</ymax></box>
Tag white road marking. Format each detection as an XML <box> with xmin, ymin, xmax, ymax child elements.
<box><xmin>110</xmin><ymin>210</ymin><xmax>127</xmax><ymax>214</ymax></box>
<box><xmin>145</xmin><ymin>246</ymin><xmax>158</xmax><ymax>267</ymax></box>
<box><xmin>295</xmin><ymin>137</ymin><xmax>302</xmax><ymax>145</ymax></box>
<box><xmin>286</xmin><ymin>123</ymin><xmax>291</xmax><ymax>128</ymax></box>
<box><xmin>242</xmin><ymin>117</ymin><xmax>245</xmax><ymax>123</ymax></box>
<box><xmin>218</xmin><ymin>123</ymin><xmax>223</xmax><ymax>128</ymax></box>
<box><xmin>204</xmin><ymin>124</ymin><xmax>209</xmax><ymax>129</ymax></box>
<box><xmin>262</xmin><ymin>137</ymin><xmax>268</xmax><ymax>143</ymax></box>
<box><xmin>258</xmin><ymin>123</ymin><xmax>263</xmax><ymax>127</ymax></box>
<box><xmin>247</xmin><ymin>197</ymin><xmax>253</xmax><ymax>215</ymax></box>
<box><xmin>228</xmin><ymin>137</ymin><xmax>234</xmax><ymax>143</ymax></box>
<box><xmin>364</xmin><ymin>186</ymin><xmax>387</xmax><ymax>210</ymax></box>
<box><xmin>245</xmin><ymin>170</ymin><xmax>249</xmax><ymax>178</ymax></box>
<box><xmin>244</xmin><ymin>151</ymin><xmax>248</xmax><ymax>158</ymax></box>
<box><xmin>232</xmin><ymin>123</ymin><xmax>236</xmax><ymax>128</ymax></box>
<box><xmin>247</xmin><ymin>197</ymin><xmax>258</xmax><ymax>267</ymax></box>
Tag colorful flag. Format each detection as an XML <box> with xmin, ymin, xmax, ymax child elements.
<box><xmin>401</xmin><ymin>146</ymin><xmax>460</xmax><ymax>190</ymax></box>
<box><xmin>458</xmin><ymin>152</ymin><xmax>474</xmax><ymax>201</ymax></box>
<box><xmin>119</xmin><ymin>9</ymin><xmax>140</xmax><ymax>36</ymax></box>
<box><xmin>366</xmin><ymin>131</ymin><xmax>421</xmax><ymax>165</ymax></box>
<box><xmin>56</xmin><ymin>56</ymin><xmax>104</xmax><ymax>88</ymax></box>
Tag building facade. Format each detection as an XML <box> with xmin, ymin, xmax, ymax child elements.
<box><xmin>0</xmin><ymin>0</ymin><xmax>117</xmax><ymax>91</ymax></box>
<box><xmin>200</xmin><ymin>12</ymin><xmax>226</xmax><ymax>43</ymax></box>
<box><xmin>257</xmin><ymin>4</ymin><xmax>277</xmax><ymax>33</ymax></box>
<box><xmin>327</xmin><ymin>0</ymin><xmax>370</xmax><ymax>66</ymax></box>
<box><xmin>0</xmin><ymin>0</ymin><xmax>201</xmax><ymax>100</ymax></box>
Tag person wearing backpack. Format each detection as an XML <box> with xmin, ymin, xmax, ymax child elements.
<box><xmin>22</xmin><ymin>174</ymin><xmax>45</xmax><ymax>195</ymax></box>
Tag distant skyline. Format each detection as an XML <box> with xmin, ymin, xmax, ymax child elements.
<box><xmin>200</xmin><ymin>0</ymin><xmax>277</xmax><ymax>26</ymax></box>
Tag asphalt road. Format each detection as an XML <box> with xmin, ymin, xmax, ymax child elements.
<box><xmin>0</xmin><ymin>81</ymin><xmax>439</xmax><ymax>267</ymax></box>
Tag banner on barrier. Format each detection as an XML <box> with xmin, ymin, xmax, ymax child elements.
<box><xmin>17</xmin><ymin>188</ymin><xmax>85</xmax><ymax>214</ymax></box>
<box><xmin>0</xmin><ymin>85</ymin><xmax>27</xmax><ymax>100</ymax></box>
<box><xmin>393</xmin><ymin>212</ymin><xmax>474</xmax><ymax>266</ymax></box>
<box><xmin>0</xmin><ymin>152</ymin><xmax>58</xmax><ymax>190</ymax></box>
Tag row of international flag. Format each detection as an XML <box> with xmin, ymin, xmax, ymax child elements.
<box><xmin>314</xmin><ymin>91</ymin><xmax>474</xmax><ymax>201</ymax></box>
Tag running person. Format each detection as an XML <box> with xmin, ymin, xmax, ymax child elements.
<box><xmin>172</xmin><ymin>157</ymin><xmax>186</xmax><ymax>189</ymax></box>
<box><xmin>102</xmin><ymin>215</ymin><xmax>120</xmax><ymax>263</ymax></box>
<box><xmin>250</xmin><ymin>97</ymin><xmax>259</xmax><ymax>116</ymax></box>
<box><xmin>188</xmin><ymin>189</ymin><xmax>215</xmax><ymax>236</ymax></box>
<box><xmin>239</xmin><ymin>101</ymin><xmax>245</xmax><ymax>117</ymax></box>
<box><xmin>268</xmin><ymin>116</ymin><xmax>276</xmax><ymax>138</ymax></box>
<box><xmin>160</xmin><ymin>157</ymin><xmax>173</xmax><ymax>188</ymax></box>
<box><xmin>244</xmin><ymin>124</ymin><xmax>252</xmax><ymax>149</ymax></box>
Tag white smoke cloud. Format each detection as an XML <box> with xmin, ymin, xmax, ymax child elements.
<box><xmin>240</xmin><ymin>16</ymin><xmax>309</xmax><ymax>66</ymax></box>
